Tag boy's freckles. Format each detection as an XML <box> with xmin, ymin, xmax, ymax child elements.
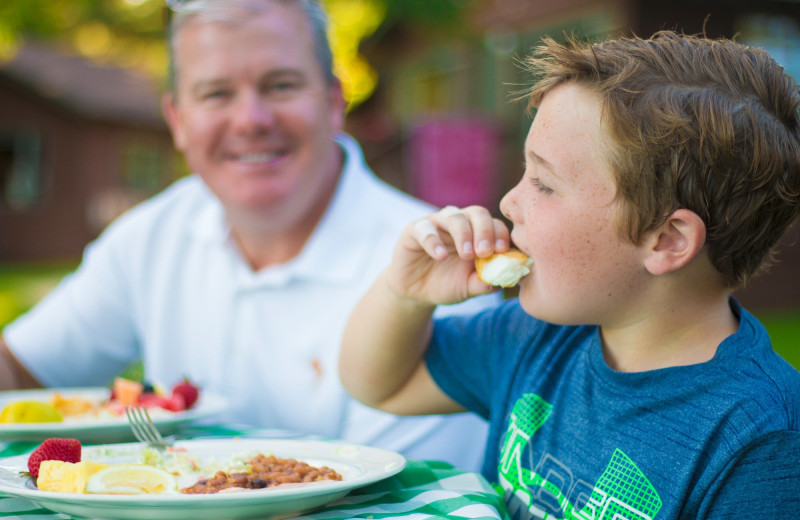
<box><xmin>513</xmin><ymin>82</ymin><xmax>647</xmax><ymax>325</ymax></box>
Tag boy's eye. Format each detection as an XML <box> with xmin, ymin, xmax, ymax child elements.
<box><xmin>530</xmin><ymin>178</ymin><xmax>554</xmax><ymax>195</ymax></box>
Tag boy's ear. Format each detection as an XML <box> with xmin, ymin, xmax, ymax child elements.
<box><xmin>643</xmin><ymin>209</ymin><xmax>707</xmax><ymax>276</ymax></box>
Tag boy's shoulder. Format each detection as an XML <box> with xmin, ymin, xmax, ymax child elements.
<box><xmin>714</xmin><ymin>303</ymin><xmax>800</xmax><ymax>431</ymax></box>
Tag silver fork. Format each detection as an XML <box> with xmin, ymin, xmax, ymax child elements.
<box><xmin>125</xmin><ymin>406</ymin><xmax>173</xmax><ymax>449</ymax></box>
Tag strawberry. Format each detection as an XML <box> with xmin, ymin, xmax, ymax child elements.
<box><xmin>27</xmin><ymin>438</ymin><xmax>81</xmax><ymax>478</ymax></box>
<box><xmin>171</xmin><ymin>378</ymin><xmax>199</xmax><ymax>409</ymax></box>
<box><xmin>138</xmin><ymin>393</ymin><xmax>186</xmax><ymax>412</ymax></box>
<box><xmin>162</xmin><ymin>393</ymin><xmax>187</xmax><ymax>412</ymax></box>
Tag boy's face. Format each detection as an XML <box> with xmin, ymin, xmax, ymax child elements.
<box><xmin>500</xmin><ymin>83</ymin><xmax>649</xmax><ymax>326</ymax></box>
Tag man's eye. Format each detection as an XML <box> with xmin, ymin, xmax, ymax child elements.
<box><xmin>202</xmin><ymin>89</ymin><xmax>230</xmax><ymax>100</ymax></box>
<box><xmin>268</xmin><ymin>81</ymin><xmax>299</xmax><ymax>94</ymax></box>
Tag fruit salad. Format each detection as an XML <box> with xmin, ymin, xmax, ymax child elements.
<box><xmin>0</xmin><ymin>377</ymin><xmax>202</xmax><ymax>425</ymax></box>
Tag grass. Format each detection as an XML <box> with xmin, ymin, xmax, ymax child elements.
<box><xmin>1</xmin><ymin>262</ymin><xmax>799</xmax><ymax>372</ymax></box>
<box><xmin>0</xmin><ymin>261</ymin><xmax>78</xmax><ymax>327</ymax></box>
<box><xmin>754</xmin><ymin>311</ymin><xmax>800</xmax><ymax>370</ymax></box>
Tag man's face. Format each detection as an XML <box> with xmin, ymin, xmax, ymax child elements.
<box><xmin>500</xmin><ymin>83</ymin><xmax>649</xmax><ymax>327</ymax></box>
<box><xmin>164</xmin><ymin>2</ymin><xmax>345</xmax><ymax>227</ymax></box>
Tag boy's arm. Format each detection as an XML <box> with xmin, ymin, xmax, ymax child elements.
<box><xmin>0</xmin><ymin>336</ymin><xmax>42</xmax><ymax>390</ymax></box>
<box><xmin>339</xmin><ymin>205</ymin><xmax>508</xmax><ymax>416</ymax></box>
<box><xmin>339</xmin><ymin>271</ymin><xmax>462</xmax><ymax>415</ymax></box>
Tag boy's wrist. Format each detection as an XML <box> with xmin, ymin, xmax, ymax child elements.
<box><xmin>381</xmin><ymin>271</ymin><xmax>438</xmax><ymax>314</ymax></box>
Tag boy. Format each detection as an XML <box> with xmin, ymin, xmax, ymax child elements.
<box><xmin>339</xmin><ymin>31</ymin><xmax>800</xmax><ymax>519</ymax></box>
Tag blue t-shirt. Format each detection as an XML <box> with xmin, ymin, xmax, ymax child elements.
<box><xmin>426</xmin><ymin>298</ymin><xmax>800</xmax><ymax>519</ymax></box>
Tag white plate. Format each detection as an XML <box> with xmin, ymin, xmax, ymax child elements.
<box><xmin>0</xmin><ymin>438</ymin><xmax>406</xmax><ymax>520</ymax></box>
<box><xmin>0</xmin><ymin>388</ymin><xmax>227</xmax><ymax>443</ymax></box>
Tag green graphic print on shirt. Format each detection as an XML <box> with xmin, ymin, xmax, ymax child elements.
<box><xmin>497</xmin><ymin>393</ymin><xmax>662</xmax><ymax>520</ymax></box>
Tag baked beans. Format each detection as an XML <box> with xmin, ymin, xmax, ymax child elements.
<box><xmin>180</xmin><ymin>454</ymin><xmax>342</xmax><ymax>494</ymax></box>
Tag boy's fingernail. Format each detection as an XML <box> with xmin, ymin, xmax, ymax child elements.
<box><xmin>477</xmin><ymin>240</ymin><xmax>491</xmax><ymax>253</ymax></box>
<box><xmin>495</xmin><ymin>239</ymin><xmax>506</xmax><ymax>249</ymax></box>
<box><xmin>434</xmin><ymin>245</ymin><xmax>447</xmax><ymax>258</ymax></box>
<box><xmin>462</xmin><ymin>241</ymin><xmax>473</xmax><ymax>255</ymax></box>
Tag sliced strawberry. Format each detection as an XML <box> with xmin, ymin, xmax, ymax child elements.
<box><xmin>171</xmin><ymin>379</ymin><xmax>200</xmax><ymax>409</ymax></box>
<box><xmin>162</xmin><ymin>393</ymin><xmax>186</xmax><ymax>412</ymax></box>
<box><xmin>137</xmin><ymin>393</ymin><xmax>186</xmax><ymax>412</ymax></box>
<box><xmin>27</xmin><ymin>438</ymin><xmax>81</xmax><ymax>479</ymax></box>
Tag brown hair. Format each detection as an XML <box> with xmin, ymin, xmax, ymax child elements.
<box><xmin>524</xmin><ymin>31</ymin><xmax>800</xmax><ymax>288</ymax></box>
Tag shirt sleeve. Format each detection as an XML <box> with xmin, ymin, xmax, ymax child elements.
<box><xmin>4</xmin><ymin>223</ymin><xmax>140</xmax><ymax>387</ymax></box>
<box><xmin>426</xmin><ymin>299</ymin><xmax>527</xmax><ymax>421</ymax></box>
<box><xmin>698</xmin><ymin>430</ymin><xmax>800</xmax><ymax>518</ymax></box>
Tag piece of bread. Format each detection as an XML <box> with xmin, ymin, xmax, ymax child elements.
<box><xmin>475</xmin><ymin>249</ymin><xmax>533</xmax><ymax>288</ymax></box>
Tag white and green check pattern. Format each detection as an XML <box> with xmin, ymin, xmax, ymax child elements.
<box><xmin>0</xmin><ymin>425</ymin><xmax>510</xmax><ymax>520</ymax></box>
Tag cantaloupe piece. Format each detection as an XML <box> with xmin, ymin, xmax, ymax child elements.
<box><xmin>113</xmin><ymin>377</ymin><xmax>143</xmax><ymax>406</ymax></box>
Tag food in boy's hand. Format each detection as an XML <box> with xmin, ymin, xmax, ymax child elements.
<box><xmin>181</xmin><ymin>454</ymin><xmax>343</xmax><ymax>494</ymax></box>
<box><xmin>27</xmin><ymin>438</ymin><xmax>82</xmax><ymax>479</ymax></box>
<box><xmin>475</xmin><ymin>249</ymin><xmax>533</xmax><ymax>287</ymax></box>
<box><xmin>0</xmin><ymin>401</ymin><xmax>63</xmax><ymax>424</ymax></box>
<box><xmin>36</xmin><ymin>460</ymin><xmax>110</xmax><ymax>493</ymax></box>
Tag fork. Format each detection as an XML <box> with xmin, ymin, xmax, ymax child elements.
<box><xmin>125</xmin><ymin>406</ymin><xmax>173</xmax><ymax>449</ymax></box>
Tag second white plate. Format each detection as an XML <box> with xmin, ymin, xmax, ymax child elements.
<box><xmin>0</xmin><ymin>387</ymin><xmax>228</xmax><ymax>443</ymax></box>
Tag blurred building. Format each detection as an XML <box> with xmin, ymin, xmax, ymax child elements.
<box><xmin>347</xmin><ymin>0</ymin><xmax>800</xmax><ymax>310</ymax></box>
<box><xmin>0</xmin><ymin>41</ymin><xmax>180</xmax><ymax>262</ymax></box>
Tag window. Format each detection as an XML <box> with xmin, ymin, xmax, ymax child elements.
<box><xmin>122</xmin><ymin>139</ymin><xmax>165</xmax><ymax>194</ymax></box>
<box><xmin>0</xmin><ymin>131</ymin><xmax>42</xmax><ymax>211</ymax></box>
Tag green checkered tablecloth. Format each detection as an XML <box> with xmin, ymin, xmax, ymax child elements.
<box><xmin>0</xmin><ymin>424</ymin><xmax>510</xmax><ymax>520</ymax></box>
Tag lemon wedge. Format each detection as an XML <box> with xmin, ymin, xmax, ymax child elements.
<box><xmin>0</xmin><ymin>401</ymin><xmax>63</xmax><ymax>423</ymax></box>
<box><xmin>85</xmin><ymin>464</ymin><xmax>178</xmax><ymax>495</ymax></box>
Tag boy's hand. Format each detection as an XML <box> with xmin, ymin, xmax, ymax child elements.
<box><xmin>388</xmin><ymin>205</ymin><xmax>510</xmax><ymax>304</ymax></box>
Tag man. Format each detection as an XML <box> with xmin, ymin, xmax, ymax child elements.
<box><xmin>0</xmin><ymin>0</ymin><xmax>494</xmax><ymax>471</ymax></box>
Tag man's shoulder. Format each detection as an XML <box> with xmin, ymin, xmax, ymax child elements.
<box><xmin>86</xmin><ymin>176</ymin><xmax>216</xmax><ymax>258</ymax></box>
<box><xmin>126</xmin><ymin>175</ymin><xmax>209</xmax><ymax>216</ymax></box>
<box><xmin>105</xmin><ymin>176</ymin><xmax>211</xmax><ymax>232</ymax></box>
<box><xmin>360</xmin><ymin>175</ymin><xmax>435</xmax><ymax>220</ymax></box>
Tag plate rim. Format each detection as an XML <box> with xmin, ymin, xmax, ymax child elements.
<box><xmin>0</xmin><ymin>387</ymin><xmax>228</xmax><ymax>437</ymax></box>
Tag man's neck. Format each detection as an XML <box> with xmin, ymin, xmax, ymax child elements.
<box><xmin>227</xmin><ymin>143</ymin><xmax>345</xmax><ymax>271</ymax></box>
<box><xmin>230</xmin><ymin>193</ymin><xmax>332</xmax><ymax>271</ymax></box>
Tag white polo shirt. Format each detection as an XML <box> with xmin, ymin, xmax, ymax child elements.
<box><xmin>6</xmin><ymin>134</ymin><xmax>496</xmax><ymax>471</ymax></box>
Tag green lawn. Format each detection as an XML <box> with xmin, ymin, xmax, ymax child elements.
<box><xmin>755</xmin><ymin>311</ymin><xmax>800</xmax><ymax>370</ymax></box>
<box><xmin>0</xmin><ymin>261</ymin><xmax>78</xmax><ymax>327</ymax></box>
<box><xmin>1</xmin><ymin>262</ymin><xmax>799</xmax><ymax>371</ymax></box>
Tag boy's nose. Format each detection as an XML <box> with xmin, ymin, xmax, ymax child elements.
<box><xmin>499</xmin><ymin>186</ymin><xmax>517</xmax><ymax>222</ymax></box>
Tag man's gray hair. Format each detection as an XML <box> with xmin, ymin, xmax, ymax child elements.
<box><xmin>167</xmin><ymin>0</ymin><xmax>335</xmax><ymax>94</ymax></box>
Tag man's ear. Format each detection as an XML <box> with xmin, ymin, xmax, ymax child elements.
<box><xmin>643</xmin><ymin>208</ymin><xmax>707</xmax><ymax>276</ymax></box>
<box><xmin>162</xmin><ymin>93</ymin><xmax>186</xmax><ymax>151</ymax></box>
<box><xmin>327</xmin><ymin>78</ymin><xmax>346</xmax><ymax>133</ymax></box>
